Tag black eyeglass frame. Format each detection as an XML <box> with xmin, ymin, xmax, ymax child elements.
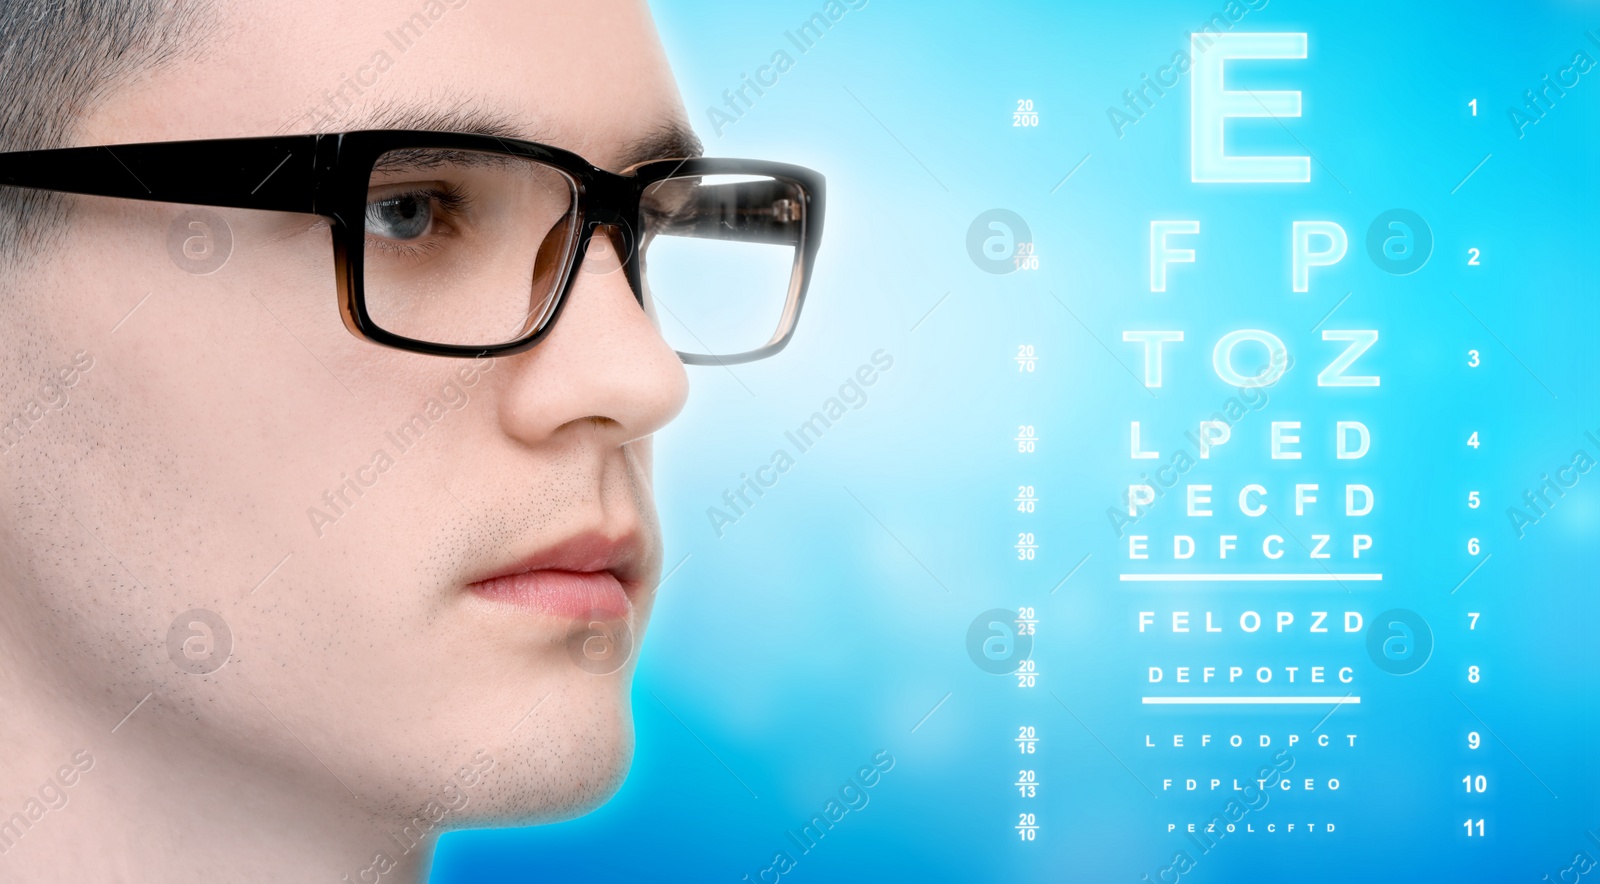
<box><xmin>0</xmin><ymin>130</ymin><xmax>825</xmax><ymax>361</ymax></box>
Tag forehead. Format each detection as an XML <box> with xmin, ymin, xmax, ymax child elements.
<box><xmin>88</xmin><ymin>0</ymin><xmax>689</xmax><ymax>170</ymax></box>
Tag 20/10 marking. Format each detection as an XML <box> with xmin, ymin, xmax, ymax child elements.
<box><xmin>1016</xmin><ymin>812</ymin><xmax>1038</xmax><ymax>841</ymax></box>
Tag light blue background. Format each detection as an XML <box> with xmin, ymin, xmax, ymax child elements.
<box><xmin>432</xmin><ymin>2</ymin><xmax>1600</xmax><ymax>880</ymax></box>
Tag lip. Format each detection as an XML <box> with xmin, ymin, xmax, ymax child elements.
<box><xmin>465</xmin><ymin>530</ymin><xmax>647</xmax><ymax>621</ymax></box>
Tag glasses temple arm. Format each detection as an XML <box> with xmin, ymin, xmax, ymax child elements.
<box><xmin>0</xmin><ymin>135</ymin><xmax>322</xmax><ymax>214</ymax></box>
<box><xmin>646</xmin><ymin>180</ymin><xmax>804</xmax><ymax>247</ymax></box>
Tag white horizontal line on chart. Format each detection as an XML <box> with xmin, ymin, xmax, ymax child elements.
<box><xmin>1119</xmin><ymin>573</ymin><xmax>1383</xmax><ymax>582</ymax></box>
<box><xmin>1142</xmin><ymin>696</ymin><xmax>1362</xmax><ymax>706</ymax></box>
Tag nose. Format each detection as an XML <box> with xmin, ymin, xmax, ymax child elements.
<box><xmin>494</xmin><ymin>232</ymin><xmax>689</xmax><ymax>449</ymax></box>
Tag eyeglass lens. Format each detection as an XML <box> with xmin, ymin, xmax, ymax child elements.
<box><xmin>362</xmin><ymin>150</ymin><xmax>805</xmax><ymax>356</ymax></box>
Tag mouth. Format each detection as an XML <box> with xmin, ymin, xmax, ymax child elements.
<box><xmin>464</xmin><ymin>529</ymin><xmax>648</xmax><ymax>622</ymax></box>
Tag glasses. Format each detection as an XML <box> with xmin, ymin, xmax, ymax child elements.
<box><xmin>0</xmin><ymin>130</ymin><xmax>825</xmax><ymax>362</ymax></box>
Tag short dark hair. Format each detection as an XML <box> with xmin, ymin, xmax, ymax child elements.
<box><xmin>0</xmin><ymin>0</ymin><xmax>212</xmax><ymax>258</ymax></box>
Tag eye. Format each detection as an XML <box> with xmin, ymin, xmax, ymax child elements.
<box><xmin>365</xmin><ymin>191</ymin><xmax>435</xmax><ymax>242</ymax></box>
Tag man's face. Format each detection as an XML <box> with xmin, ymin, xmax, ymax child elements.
<box><xmin>0</xmin><ymin>0</ymin><xmax>689</xmax><ymax>825</ymax></box>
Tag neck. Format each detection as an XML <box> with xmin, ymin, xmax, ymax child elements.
<box><xmin>0</xmin><ymin>680</ymin><xmax>434</xmax><ymax>883</ymax></box>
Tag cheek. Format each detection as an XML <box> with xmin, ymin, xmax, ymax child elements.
<box><xmin>71</xmin><ymin>205</ymin><xmax>352</xmax><ymax>535</ymax></box>
<box><xmin>1</xmin><ymin>204</ymin><xmax>420</xmax><ymax>696</ymax></box>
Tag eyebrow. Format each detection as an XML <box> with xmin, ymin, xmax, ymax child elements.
<box><xmin>617</xmin><ymin>123</ymin><xmax>705</xmax><ymax>168</ymax></box>
<box><xmin>332</xmin><ymin>99</ymin><xmax>704</xmax><ymax>168</ymax></box>
<box><xmin>340</xmin><ymin>99</ymin><xmax>543</xmax><ymax>140</ymax></box>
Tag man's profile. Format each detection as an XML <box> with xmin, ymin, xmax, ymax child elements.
<box><xmin>0</xmin><ymin>1</ymin><xmax>821</xmax><ymax>880</ymax></box>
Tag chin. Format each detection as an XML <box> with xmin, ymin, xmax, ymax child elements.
<box><xmin>451</xmin><ymin>678</ymin><xmax>638</xmax><ymax>828</ymax></box>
